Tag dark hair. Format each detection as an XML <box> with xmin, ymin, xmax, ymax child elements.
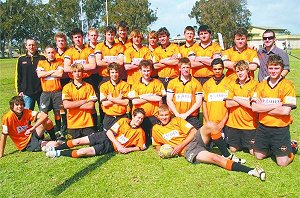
<box><xmin>233</xmin><ymin>28</ymin><xmax>248</xmax><ymax>38</ymax></box>
<box><xmin>178</xmin><ymin>57</ymin><xmax>191</xmax><ymax>67</ymax></box>
<box><xmin>116</xmin><ymin>21</ymin><xmax>129</xmax><ymax>31</ymax></box>
<box><xmin>70</xmin><ymin>28</ymin><xmax>84</xmax><ymax>38</ymax></box>
<box><xmin>211</xmin><ymin>58</ymin><xmax>224</xmax><ymax>68</ymax></box>
<box><xmin>107</xmin><ymin>62</ymin><xmax>121</xmax><ymax>73</ymax></box>
<box><xmin>139</xmin><ymin>59</ymin><xmax>154</xmax><ymax>70</ymax></box>
<box><xmin>267</xmin><ymin>54</ymin><xmax>284</xmax><ymax>68</ymax></box>
<box><xmin>184</xmin><ymin>26</ymin><xmax>195</xmax><ymax>34</ymax></box>
<box><xmin>263</xmin><ymin>29</ymin><xmax>276</xmax><ymax>37</ymax></box>
<box><xmin>9</xmin><ymin>96</ymin><xmax>24</xmax><ymax>110</ymax></box>
<box><xmin>198</xmin><ymin>25</ymin><xmax>212</xmax><ymax>35</ymax></box>
<box><xmin>157</xmin><ymin>27</ymin><xmax>170</xmax><ymax>37</ymax></box>
<box><xmin>132</xmin><ymin>108</ymin><xmax>145</xmax><ymax>117</ymax></box>
<box><xmin>104</xmin><ymin>26</ymin><xmax>117</xmax><ymax>35</ymax></box>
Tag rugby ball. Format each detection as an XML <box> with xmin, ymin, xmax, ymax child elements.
<box><xmin>159</xmin><ymin>144</ymin><xmax>173</xmax><ymax>158</ymax></box>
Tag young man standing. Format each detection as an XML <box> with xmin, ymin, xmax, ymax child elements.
<box><xmin>129</xmin><ymin>59</ymin><xmax>165</xmax><ymax>146</ymax></box>
<box><xmin>167</xmin><ymin>57</ymin><xmax>203</xmax><ymax>129</ymax></box>
<box><xmin>115</xmin><ymin>21</ymin><xmax>132</xmax><ymax>50</ymax></box>
<box><xmin>15</xmin><ymin>38</ymin><xmax>46</xmax><ymax>110</ymax></box>
<box><xmin>36</xmin><ymin>45</ymin><xmax>64</xmax><ymax>140</ymax></box>
<box><xmin>251</xmin><ymin>55</ymin><xmax>297</xmax><ymax>167</ymax></box>
<box><xmin>223</xmin><ymin>28</ymin><xmax>259</xmax><ymax>79</ymax></box>
<box><xmin>44</xmin><ymin>108</ymin><xmax>146</xmax><ymax>158</ymax></box>
<box><xmin>258</xmin><ymin>29</ymin><xmax>290</xmax><ymax>82</ymax></box>
<box><xmin>153</xmin><ymin>27</ymin><xmax>181</xmax><ymax>91</ymax></box>
<box><xmin>202</xmin><ymin>58</ymin><xmax>231</xmax><ymax>132</ymax></box>
<box><xmin>0</xmin><ymin>96</ymin><xmax>58</xmax><ymax>158</ymax></box>
<box><xmin>64</xmin><ymin>28</ymin><xmax>98</xmax><ymax>129</ymax></box>
<box><xmin>179</xmin><ymin>26</ymin><xmax>199</xmax><ymax>58</ymax></box>
<box><xmin>191</xmin><ymin>25</ymin><xmax>222</xmax><ymax>85</ymax></box>
<box><xmin>225</xmin><ymin>61</ymin><xmax>259</xmax><ymax>154</ymax></box>
<box><xmin>62</xmin><ymin>63</ymin><xmax>97</xmax><ymax>139</ymax></box>
<box><xmin>152</xmin><ymin>105</ymin><xmax>265</xmax><ymax>181</ymax></box>
<box><xmin>99</xmin><ymin>63</ymin><xmax>130</xmax><ymax>131</ymax></box>
<box><xmin>95</xmin><ymin>26</ymin><xmax>124</xmax><ymax>85</ymax></box>
<box><xmin>124</xmin><ymin>29</ymin><xmax>151</xmax><ymax>85</ymax></box>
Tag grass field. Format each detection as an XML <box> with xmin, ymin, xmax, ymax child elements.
<box><xmin>0</xmin><ymin>51</ymin><xmax>299</xmax><ymax>198</ymax></box>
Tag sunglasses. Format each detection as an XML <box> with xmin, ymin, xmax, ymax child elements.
<box><xmin>263</xmin><ymin>36</ymin><xmax>275</xmax><ymax>40</ymax></box>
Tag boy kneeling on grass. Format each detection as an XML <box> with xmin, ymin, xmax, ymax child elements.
<box><xmin>43</xmin><ymin>108</ymin><xmax>146</xmax><ymax>158</ymax></box>
<box><xmin>0</xmin><ymin>96</ymin><xmax>59</xmax><ymax>158</ymax></box>
<box><xmin>152</xmin><ymin>104</ymin><xmax>266</xmax><ymax>181</ymax></box>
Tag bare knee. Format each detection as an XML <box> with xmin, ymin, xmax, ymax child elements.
<box><xmin>77</xmin><ymin>147</ymin><xmax>95</xmax><ymax>156</ymax></box>
<box><xmin>276</xmin><ymin>156</ymin><xmax>290</xmax><ymax>167</ymax></box>
<box><xmin>229</xmin><ymin>146</ymin><xmax>238</xmax><ymax>153</ymax></box>
<box><xmin>254</xmin><ymin>151</ymin><xmax>267</xmax><ymax>160</ymax></box>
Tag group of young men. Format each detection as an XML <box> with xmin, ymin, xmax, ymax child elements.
<box><xmin>0</xmin><ymin>22</ymin><xmax>298</xmax><ymax>182</ymax></box>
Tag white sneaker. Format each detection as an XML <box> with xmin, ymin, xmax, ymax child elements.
<box><xmin>42</xmin><ymin>146</ymin><xmax>55</xmax><ymax>152</ymax></box>
<box><xmin>248</xmin><ymin>167</ymin><xmax>266</xmax><ymax>181</ymax></box>
<box><xmin>46</xmin><ymin>150</ymin><xmax>61</xmax><ymax>158</ymax></box>
<box><xmin>226</xmin><ymin>154</ymin><xmax>246</xmax><ymax>164</ymax></box>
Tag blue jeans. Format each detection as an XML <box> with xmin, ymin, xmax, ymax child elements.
<box><xmin>23</xmin><ymin>94</ymin><xmax>40</xmax><ymax>110</ymax></box>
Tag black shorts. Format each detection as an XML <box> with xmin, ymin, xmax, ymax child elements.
<box><xmin>66</xmin><ymin>127</ymin><xmax>95</xmax><ymax>139</ymax></box>
<box><xmin>103</xmin><ymin>114</ymin><xmax>127</xmax><ymax>131</ymax></box>
<box><xmin>88</xmin><ymin>132</ymin><xmax>114</xmax><ymax>155</ymax></box>
<box><xmin>225</xmin><ymin>126</ymin><xmax>256</xmax><ymax>150</ymax></box>
<box><xmin>185</xmin><ymin>129</ymin><xmax>209</xmax><ymax>163</ymax></box>
<box><xmin>186</xmin><ymin>116</ymin><xmax>202</xmax><ymax>130</ymax></box>
<box><xmin>24</xmin><ymin>131</ymin><xmax>43</xmax><ymax>152</ymax></box>
<box><xmin>194</xmin><ymin>77</ymin><xmax>211</xmax><ymax>86</ymax></box>
<box><xmin>141</xmin><ymin>116</ymin><xmax>159</xmax><ymax>146</ymax></box>
<box><xmin>254</xmin><ymin>123</ymin><xmax>292</xmax><ymax>156</ymax></box>
<box><xmin>40</xmin><ymin>91</ymin><xmax>62</xmax><ymax>112</ymax></box>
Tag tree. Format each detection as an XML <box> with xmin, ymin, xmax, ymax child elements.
<box><xmin>189</xmin><ymin>0</ymin><xmax>251</xmax><ymax>48</ymax></box>
<box><xmin>103</xmin><ymin>0</ymin><xmax>157</xmax><ymax>33</ymax></box>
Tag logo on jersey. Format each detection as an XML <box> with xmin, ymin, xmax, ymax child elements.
<box><xmin>16</xmin><ymin>125</ymin><xmax>28</xmax><ymax>133</ymax></box>
<box><xmin>117</xmin><ymin>134</ymin><xmax>129</xmax><ymax>144</ymax></box>
<box><xmin>207</xmin><ymin>92</ymin><xmax>228</xmax><ymax>102</ymax></box>
<box><xmin>162</xmin><ymin>130</ymin><xmax>180</xmax><ymax>141</ymax></box>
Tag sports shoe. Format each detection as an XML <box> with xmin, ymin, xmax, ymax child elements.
<box><xmin>46</xmin><ymin>150</ymin><xmax>61</xmax><ymax>158</ymax></box>
<box><xmin>41</xmin><ymin>146</ymin><xmax>55</xmax><ymax>152</ymax></box>
<box><xmin>226</xmin><ymin>154</ymin><xmax>246</xmax><ymax>164</ymax></box>
<box><xmin>291</xmin><ymin>140</ymin><xmax>298</xmax><ymax>154</ymax></box>
<box><xmin>248</xmin><ymin>167</ymin><xmax>266</xmax><ymax>181</ymax></box>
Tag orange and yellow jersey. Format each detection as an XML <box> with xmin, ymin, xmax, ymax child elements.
<box><xmin>147</xmin><ymin>45</ymin><xmax>159</xmax><ymax>77</ymax></box>
<box><xmin>85</xmin><ymin>43</ymin><xmax>99</xmax><ymax>75</ymax></box>
<box><xmin>179</xmin><ymin>42</ymin><xmax>200</xmax><ymax>58</ymax></box>
<box><xmin>110</xmin><ymin>118</ymin><xmax>146</xmax><ymax>150</ymax></box>
<box><xmin>152</xmin><ymin>43</ymin><xmax>180</xmax><ymax>78</ymax></box>
<box><xmin>2</xmin><ymin>109</ymin><xmax>37</xmax><ymax>151</ymax></box>
<box><xmin>99</xmin><ymin>80</ymin><xmax>130</xmax><ymax>116</ymax></box>
<box><xmin>222</xmin><ymin>47</ymin><xmax>259</xmax><ymax>79</ymax></box>
<box><xmin>94</xmin><ymin>41</ymin><xmax>124</xmax><ymax>77</ymax></box>
<box><xmin>36</xmin><ymin>59</ymin><xmax>63</xmax><ymax>92</ymax></box>
<box><xmin>128</xmin><ymin>78</ymin><xmax>165</xmax><ymax>117</ymax></box>
<box><xmin>55</xmin><ymin>48</ymin><xmax>69</xmax><ymax>79</ymax></box>
<box><xmin>62</xmin><ymin>81</ymin><xmax>97</xmax><ymax>129</ymax></box>
<box><xmin>124</xmin><ymin>45</ymin><xmax>151</xmax><ymax>85</ymax></box>
<box><xmin>115</xmin><ymin>38</ymin><xmax>132</xmax><ymax>50</ymax></box>
<box><xmin>252</xmin><ymin>77</ymin><xmax>296</xmax><ymax>127</ymax></box>
<box><xmin>203</xmin><ymin>75</ymin><xmax>231</xmax><ymax>124</ymax></box>
<box><xmin>225</xmin><ymin>78</ymin><xmax>259</xmax><ymax>130</ymax></box>
<box><xmin>64</xmin><ymin>46</ymin><xmax>95</xmax><ymax>79</ymax></box>
<box><xmin>167</xmin><ymin>76</ymin><xmax>203</xmax><ymax>116</ymax></box>
<box><xmin>193</xmin><ymin>42</ymin><xmax>222</xmax><ymax>78</ymax></box>
<box><xmin>152</xmin><ymin>117</ymin><xmax>194</xmax><ymax>156</ymax></box>
<box><xmin>55</xmin><ymin>48</ymin><xmax>67</xmax><ymax>62</ymax></box>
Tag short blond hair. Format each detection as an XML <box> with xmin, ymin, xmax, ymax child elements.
<box><xmin>71</xmin><ymin>63</ymin><xmax>84</xmax><ymax>71</ymax></box>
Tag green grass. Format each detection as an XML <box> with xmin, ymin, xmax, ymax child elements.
<box><xmin>0</xmin><ymin>51</ymin><xmax>300</xmax><ymax>198</ymax></box>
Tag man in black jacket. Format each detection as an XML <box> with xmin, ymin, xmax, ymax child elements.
<box><xmin>15</xmin><ymin>38</ymin><xmax>46</xmax><ymax>110</ymax></box>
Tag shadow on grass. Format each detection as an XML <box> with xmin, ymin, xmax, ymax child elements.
<box><xmin>49</xmin><ymin>152</ymin><xmax>115</xmax><ymax>196</ymax></box>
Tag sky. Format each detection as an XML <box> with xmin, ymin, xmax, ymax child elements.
<box><xmin>148</xmin><ymin>0</ymin><xmax>300</xmax><ymax>38</ymax></box>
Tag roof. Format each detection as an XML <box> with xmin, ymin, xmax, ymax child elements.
<box><xmin>251</xmin><ymin>26</ymin><xmax>287</xmax><ymax>31</ymax></box>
